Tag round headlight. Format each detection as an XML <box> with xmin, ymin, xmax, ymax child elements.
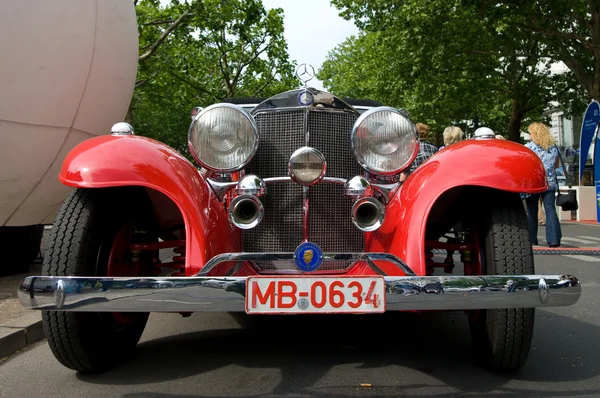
<box><xmin>188</xmin><ymin>103</ymin><xmax>258</xmax><ymax>172</ymax></box>
<box><xmin>288</xmin><ymin>147</ymin><xmax>327</xmax><ymax>186</ymax></box>
<box><xmin>351</xmin><ymin>107</ymin><xmax>418</xmax><ymax>175</ymax></box>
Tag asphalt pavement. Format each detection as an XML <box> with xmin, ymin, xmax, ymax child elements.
<box><xmin>0</xmin><ymin>222</ymin><xmax>599</xmax><ymax>397</ymax></box>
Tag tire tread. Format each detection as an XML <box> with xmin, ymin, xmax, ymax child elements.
<box><xmin>43</xmin><ymin>190</ymin><xmax>93</xmax><ymax>371</ymax></box>
<box><xmin>41</xmin><ymin>189</ymin><xmax>149</xmax><ymax>373</ymax></box>
<box><xmin>470</xmin><ymin>198</ymin><xmax>535</xmax><ymax>372</ymax></box>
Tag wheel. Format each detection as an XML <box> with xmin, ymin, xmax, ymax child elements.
<box><xmin>42</xmin><ymin>188</ymin><xmax>157</xmax><ymax>373</ymax></box>
<box><xmin>468</xmin><ymin>197</ymin><xmax>535</xmax><ymax>372</ymax></box>
<box><xmin>0</xmin><ymin>224</ymin><xmax>43</xmax><ymax>275</ymax></box>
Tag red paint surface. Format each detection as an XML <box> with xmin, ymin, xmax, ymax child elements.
<box><xmin>59</xmin><ymin>135</ymin><xmax>239</xmax><ymax>275</ymax></box>
<box><xmin>60</xmin><ymin>136</ymin><xmax>546</xmax><ymax>278</ymax></box>
<box><xmin>366</xmin><ymin>139</ymin><xmax>547</xmax><ymax>276</ymax></box>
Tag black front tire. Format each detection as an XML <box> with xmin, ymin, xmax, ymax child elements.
<box><xmin>42</xmin><ymin>188</ymin><xmax>153</xmax><ymax>373</ymax></box>
<box><xmin>468</xmin><ymin>199</ymin><xmax>535</xmax><ymax>372</ymax></box>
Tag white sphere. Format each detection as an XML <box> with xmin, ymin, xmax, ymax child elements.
<box><xmin>0</xmin><ymin>0</ymin><xmax>138</xmax><ymax>226</ymax></box>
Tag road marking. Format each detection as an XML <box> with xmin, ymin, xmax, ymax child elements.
<box><xmin>563</xmin><ymin>255</ymin><xmax>600</xmax><ymax>262</ymax></box>
<box><xmin>561</xmin><ymin>237</ymin><xmax>598</xmax><ymax>245</ymax></box>
<box><xmin>578</xmin><ymin>236</ymin><xmax>600</xmax><ymax>242</ymax></box>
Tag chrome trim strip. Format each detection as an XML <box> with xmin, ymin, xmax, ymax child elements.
<box><xmin>252</xmin><ymin>106</ymin><xmax>358</xmax><ymax>115</ymax></box>
<box><xmin>18</xmin><ymin>274</ymin><xmax>581</xmax><ymax>312</ymax></box>
<box><xmin>225</xmin><ymin>261</ymin><xmax>243</xmax><ymax>276</ymax></box>
<box><xmin>304</xmin><ymin>106</ymin><xmax>310</xmax><ymax>144</ymax></box>
<box><xmin>208</xmin><ymin>176</ymin><xmax>348</xmax><ymax>201</ymax></box>
<box><xmin>249</xmin><ymin>88</ymin><xmax>360</xmax><ymax>115</ymax></box>
<box><xmin>366</xmin><ymin>259</ymin><xmax>385</xmax><ymax>276</ymax></box>
<box><xmin>320</xmin><ymin>177</ymin><xmax>346</xmax><ymax>185</ymax></box>
<box><xmin>301</xmin><ymin>100</ymin><xmax>310</xmax><ymax>241</ymax></box>
<box><xmin>195</xmin><ymin>251</ymin><xmax>417</xmax><ymax>276</ymax></box>
<box><xmin>302</xmin><ymin>186</ymin><xmax>309</xmax><ymax>242</ymax></box>
<box><xmin>264</xmin><ymin>176</ymin><xmax>294</xmax><ymax>184</ymax></box>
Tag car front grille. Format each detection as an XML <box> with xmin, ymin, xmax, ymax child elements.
<box><xmin>244</xmin><ymin>109</ymin><xmax>363</xmax><ymax>272</ymax></box>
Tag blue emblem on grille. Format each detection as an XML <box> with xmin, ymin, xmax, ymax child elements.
<box><xmin>297</xmin><ymin>90</ymin><xmax>314</xmax><ymax>106</ymax></box>
<box><xmin>294</xmin><ymin>242</ymin><xmax>323</xmax><ymax>272</ymax></box>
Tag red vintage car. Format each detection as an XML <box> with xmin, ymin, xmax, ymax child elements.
<box><xmin>19</xmin><ymin>84</ymin><xmax>580</xmax><ymax>374</ymax></box>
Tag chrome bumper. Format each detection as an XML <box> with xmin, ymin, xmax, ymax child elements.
<box><xmin>18</xmin><ymin>274</ymin><xmax>581</xmax><ymax>312</ymax></box>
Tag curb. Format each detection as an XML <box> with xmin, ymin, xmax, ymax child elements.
<box><xmin>0</xmin><ymin>312</ymin><xmax>43</xmax><ymax>359</ymax></box>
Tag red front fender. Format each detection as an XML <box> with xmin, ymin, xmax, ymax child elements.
<box><xmin>59</xmin><ymin>135</ymin><xmax>239</xmax><ymax>275</ymax></box>
<box><xmin>367</xmin><ymin>139</ymin><xmax>547</xmax><ymax>276</ymax></box>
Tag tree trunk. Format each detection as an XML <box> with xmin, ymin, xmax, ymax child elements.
<box><xmin>593</xmin><ymin>52</ymin><xmax>600</xmax><ymax>102</ymax></box>
<box><xmin>507</xmin><ymin>98</ymin><xmax>524</xmax><ymax>142</ymax></box>
<box><xmin>226</xmin><ymin>81</ymin><xmax>235</xmax><ymax>98</ymax></box>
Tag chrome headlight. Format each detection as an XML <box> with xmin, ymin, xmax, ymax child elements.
<box><xmin>188</xmin><ymin>103</ymin><xmax>258</xmax><ymax>172</ymax></box>
<box><xmin>350</xmin><ymin>107</ymin><xmax>418</xmax><ymax>175</ymax></box>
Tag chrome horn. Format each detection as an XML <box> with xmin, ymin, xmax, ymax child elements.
<box><xmin>352</xmin><ymin>197</ymin><xmax>385</xmax><ymax>232</ymax></box>
<box><xmin>228</xmin><ymin>194</ymin><xmax>264</xmax><ymax>229</ymax></box>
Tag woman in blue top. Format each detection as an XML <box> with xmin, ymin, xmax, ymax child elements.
<box><xmin>524</xmin><ymin>122</ymin><xmax>562</xmax><ymax>247</ymax></box>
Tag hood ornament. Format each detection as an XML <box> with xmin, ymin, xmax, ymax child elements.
<box><xmin>295</xmin><ymin>63</ymin><xmax>315</xmax><ymax>87</ymax></box>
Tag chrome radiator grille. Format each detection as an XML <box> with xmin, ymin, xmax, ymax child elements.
<box><xmin>244</xmin><ymin>109</ymin><xmax>363</xmax><ymax>272</ymax></box>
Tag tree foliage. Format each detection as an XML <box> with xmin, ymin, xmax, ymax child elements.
<box><xmin>324</xmin><ymin>0</ymin><xmax>584</xmax><ymax>142</ymax></box>
<box><xmin>470</xmin><ymin>0</ymin><xmax>599</xmax><ymax>105</ymax></box>
<box><xmin>131</xmin><ymin>0</ymin><xmax>297</xmax><ymax>154</ymax></box>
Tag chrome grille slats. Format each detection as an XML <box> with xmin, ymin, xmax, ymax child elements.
<box><xmin>307</xmin><ymin>110</ymin><xmax>362</xmax><ymax>177</ymax></box>
<box><xmin>243</xmin><ymin>108</ymin><xmax>363</xmax><ymax>273</ymax></box>
<box><xmin>307</xmin><ymin>183</ymin><xmax>362</xmax><ymax>250</ymax></box>
<box><xmin>244</xmin><ymin>111</ymin><xmax>304</xmax><ymax>269</ymax></box>
<box><xmin>243</xmin><ymin>183</ymin><xmax>303</xmax><ymax>252</ymax></box>
<box><xmin>246</xmin><ymin>110</ymin><xmax>305</xmax><ymax>177</ymax></box>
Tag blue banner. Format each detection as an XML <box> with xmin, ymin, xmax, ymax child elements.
<box><xmin>579</xmin><ymin>101</ymin><xmax>600</xmax><ymax>181</ymax></box>
<box><xmin>595</xmin><ymin>133</ymin><xmax>600</xmax><ymax>221</ymax></box>
<box><xmin>596</xmin><ymin>181</ymin><xmax>600</xmax><ymax>222</ymax></box>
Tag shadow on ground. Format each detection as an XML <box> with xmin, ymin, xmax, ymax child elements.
<box><xmin>75</xmin><ymin>309</ymin><xmax>600</xmax><ymax>397</ymax></box>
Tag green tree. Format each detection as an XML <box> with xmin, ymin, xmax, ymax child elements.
<box><xmin>324</xmin><ymin>0</ymin><xmax>573</xmax><ymax>142</ymax></box>
<box><xmin>470</xmin><ymin>0</ymin><xmax>599</xmax><ymax>104</ymax></box>
<box><xmin>131</xmin><ymin>0</ymin><xmax>297</xmax><ymax>154</ymax></box>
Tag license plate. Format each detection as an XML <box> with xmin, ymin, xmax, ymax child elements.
<box><xmin>245</xmin><ymin>276</ymin><xmax>386</xmax><ymax>314</ymax></box>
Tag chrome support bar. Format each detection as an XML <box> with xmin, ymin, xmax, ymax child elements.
<box><xmin>208</xmin><ymin>176</ymin><xmax>361</xmax><ymax>201</ymax></box>
<box><xmin>371</xmin><ymin>182</ymin><xmax>400</xmax><ymax>204</ymax></box>
<box><xmin>196</xmin><ymin>251</ymin><xmax>417</xmax><ymax>276</ymax></box>
<box><xmin>207</xmin><ymin>179</ymin><xmax>237</xmax><ymax>201</ymax></box>
<box><xmin>302</xmin><ymin>186</ymin><xmax>309</xmax><ymax>241</ymax></box>
<box><xmin>18</xmin><ymin>274</ymin><xmax>581</xmax><ymax>312</ymax></box>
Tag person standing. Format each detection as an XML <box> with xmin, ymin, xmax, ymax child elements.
<box><xmin>406</xmin><ymin>123</ymin><xmax>438</xmax><ymax>174</ymax></box>
<box><xmin>439</xmin><ymin>126</ymin><xmax>464</xmax><ymax>150</ymax></box>
<box><xmin>400</xmin><ymin>123</ymin><xmax>438</xmax><ymax>181</ymax></box>
<box><xmin>538</xmin><ymin>197</ymin><xmax>546</xmax><ymax>226</ymax></box>
<box><xmin>524</xmin><ymin>122</ymin><xmax>562</xmax><ymax>247</ymax></box>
